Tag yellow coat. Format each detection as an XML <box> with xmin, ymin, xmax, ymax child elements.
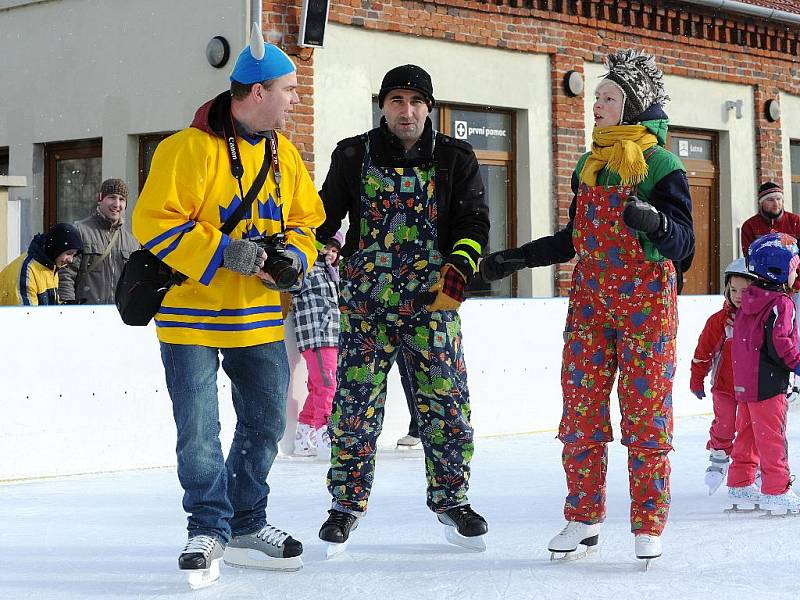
<box><xmin>0</xmin><ymin>238</ymin><xmax>59</xmax><ymax>306</ymax></box>
<box><xmin>133</xmin><ymin>127</ymin><xmax>325</xmax><ymax>348</ymax></box>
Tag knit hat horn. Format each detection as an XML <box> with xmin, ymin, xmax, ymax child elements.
<box><xmin>229</xmin><ymin>23</ymin><xmax>296</xmax><ymax>85</ymax></box>
<box><xmin>602</xmin><ymin>49</ymin><xmax>669</xmax><ymax>124</ymax></box>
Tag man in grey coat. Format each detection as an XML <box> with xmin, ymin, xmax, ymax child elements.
<box><xmin>58</xmin><ymin>178</ymin><xmax>140</xmax><ymax>304</ymax></box>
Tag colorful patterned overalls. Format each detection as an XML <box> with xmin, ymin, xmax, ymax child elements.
<box><xmin>559</xmin><ymin>180</ymin><xmax>677</xmax><ymax>536</ymax></box>
<box><xmin>327</xmin><ymin>140</ymin><xmax>474</xmax><ymax>514</ymax></box>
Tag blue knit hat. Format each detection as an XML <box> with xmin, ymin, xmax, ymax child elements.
<box><xmin>230</xmin><ymin>23</ymin><xmax>295</xmax><ymax>85</ymax></box>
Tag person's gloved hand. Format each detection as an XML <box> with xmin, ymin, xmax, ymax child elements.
<box><xmin>478</xmin><ymin>247</ymin><xmax>528</xmax><ymax>282</ymax></box>
<box><xmin>223</xmin><ymin>239</ymin><xmax>266</xmax><ymax>275</ymax></box>
<box><xmin>258</xmin><ymin>251</ymin><xmax>304</xmax><ymax>292</ymax></box>
<box><xmin>426</xmin><ymin>263</ymin><xmax>468</xmax><ymax>312</ymax></box>
<box><xmin>691</xmin><ymin>389</ymin><xmax>706</xmax><ymax>400</ymax></box>
<box><xmin>622</xmin><ymin>196</ymin><xmax>666</xmax><ymax>236</ymax></box>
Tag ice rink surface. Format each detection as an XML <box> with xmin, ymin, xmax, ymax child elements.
<box><xmin>2</xmin><ymin>414</ymin><xmax>798</xmax><ymax>600</ymax></box>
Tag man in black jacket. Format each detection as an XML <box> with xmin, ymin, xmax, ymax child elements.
<box><xmin>315</xmin><ymin>65</ymin><xmax>490</xmax><ymax>552</ymax></box>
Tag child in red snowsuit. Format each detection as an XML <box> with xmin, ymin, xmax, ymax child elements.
<box><xmin>690</xmin><ymin>258</ymin><xmax>756</xmax><ymax>495</ymax></box>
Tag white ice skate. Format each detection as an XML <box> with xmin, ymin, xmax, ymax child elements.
<box><xmin>760</xmin><ymin>488</ymin><xmax>800</xmax><ymax>517</ymax></box>
<box><xmin>178</xmin><ymin>535</ymin><xmax>225</xmax><ymax>590</ymax></box>
<box><xmin>315</xmin><ymin>425</ymin><xmax>331</xmax><ymax>460</ymax></box>
<box><xmin>547</xmin><ymin>521</ymin><xmax>600</xmax><ymax>561</ymax></box>
<box><xmin>704</xmin><ymin>450</ymin><xmax>730</xmax><ymax>496</ymax></box>
<box><xmin>634</xmin><ymin>534</ymin><xmax>661</xmax><ymax>571</ymax></box>
<box><xmin>725</xmin><ymin>484</ymin><xmax>764</xmax><ymax>513</ymax></box>
<box><xmin>293</xmin><ymin>423</ymin><xmax>317</xmax><ymax>457</ymax></box>
<box><xmin>396</xmin><ymin>434</ymin><xmax>421</xmax><ymax>449</ymax></box>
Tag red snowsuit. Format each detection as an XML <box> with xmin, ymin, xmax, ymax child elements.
<box><xmin>690</xmin><ymin>302</ymin><xmax>738</xmax><ymax>454</ymax></box>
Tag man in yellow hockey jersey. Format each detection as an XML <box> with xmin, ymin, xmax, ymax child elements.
<box><xmin>132</xmin><ymin>26</ymin><xmax>324</xmax><ymax>585</ymax></box>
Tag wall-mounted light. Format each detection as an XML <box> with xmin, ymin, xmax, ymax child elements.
<box><xmin>725</xmin><ymin>99</ymin><xmax>743</xmax><ymax>120</ymax></box>
<box><xmin>766</xmin><ymin>98</ymin><xmax>781</xmax><ymax>122</ymax></box>
<box><xmin>563</xmin><ymin>70</ymin><xmax>584</xmax><ymax>97</ymax></box>
<box><xmin>206</xmin><ymin>36</ymin><xmax>230</xmax><ymax>69</ymax></box>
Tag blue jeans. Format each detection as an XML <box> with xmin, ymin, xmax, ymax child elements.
<box><xmin>160</xmin><ymin>341</ymin><xmax>289</xmax><ymax>543</ymax></box>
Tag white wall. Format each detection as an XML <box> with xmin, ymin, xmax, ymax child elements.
<box><xmin>583</xmin><ymin>63</ymin><xmax>757</xmax><ymax>274</ymax></box>
<box><xmin>1</xmin><ymin>296</ymin><xmax>720</xmax><ymax>481</ymax></box>
<box><xmin>780</xmin><ymin>91</ymin><xmax>800</xmax><ymax>210</ymax></box>
<box><xmin>314</xmin><ymin>24</ymin><xmax>554</xmax><ymax>296</ymax></box>
<box><xmin>0</xmin><ymin>0</ymin><xmax>249</xmax><ymax>252</ymax></box>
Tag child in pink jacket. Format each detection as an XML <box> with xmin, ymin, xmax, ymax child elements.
<box><xmin>690</xmin><ymin>258</ymin><xmax>756</xmax><ymax>495</ymax></box>
<box><xmin>728</xmin><ymin>232</ymin><xmax>800</xmax><ymax>514</ymax></box>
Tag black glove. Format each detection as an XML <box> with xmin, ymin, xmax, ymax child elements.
<box><xmin>478</xmin><ymin>247</ymin><xmax>528</xmax><ymax>282</ymax></box>
<box><xmin>622</xmin><ymin>197</ymin><xmax>666</xmax><ymax>236</ymax></box>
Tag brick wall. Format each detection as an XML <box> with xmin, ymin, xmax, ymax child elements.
<box><xmin>264</xmin><ymin>0</ymin><xmax>800</xmax><ymax>295</ymax></box>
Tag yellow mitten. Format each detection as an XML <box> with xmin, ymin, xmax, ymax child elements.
<box><xmin>426</xmin><ymin>264</ymin><xmax>467</xmax><ymax>312</ymax></box>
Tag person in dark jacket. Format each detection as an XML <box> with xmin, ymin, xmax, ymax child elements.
<box><xmin>316</xmin><ymin>64</ymin><xmax>490</xmax><ymax>551</ymax></box>
<box><xmin>480</xmin><ymin>49</ymin><xmax>694</xmax><ymax>562</ymax></box>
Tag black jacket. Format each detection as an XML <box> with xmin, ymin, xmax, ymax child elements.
<box><xmin>317</xmin><ymin>118</ymin><xmax>489</xmax><ymax>264</ymax></box>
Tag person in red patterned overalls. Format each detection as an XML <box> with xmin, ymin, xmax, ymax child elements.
<box><xmin>480</xmin><ymin>49</ymin><xmax>694</xmax><ymax>563</ymax></box>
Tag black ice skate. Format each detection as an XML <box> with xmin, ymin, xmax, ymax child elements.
<box><xmin>178</xmin><ymin>535</ymin><xmax>225</xmax><ymax>590</ymax></box>
<box><xmin>437</xmin><ymin>504</ymin><xmax>488</xmax><ymax>552</ymax></box>
<box><xmin>319</xmin><ymin>509</ymin><xmax>359</xmax><ymax>558</ymax></box>
<box><xmin>224</xmin><ymin>523</ymin><xmax>304</xmax><ymax>571</ymax></box>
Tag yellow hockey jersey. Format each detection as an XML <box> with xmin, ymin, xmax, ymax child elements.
<box><xmin>0</xmin><ymin>236</ymin><xmax>59</xmax><ymax>306</ymax></box>
<box><xmin>132</xmin><ymin>99</ymin><xmax>325</xmax><ymax>347</ymax></box>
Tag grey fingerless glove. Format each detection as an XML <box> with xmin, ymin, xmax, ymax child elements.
<box><xmin>223</xmin><ymin>239</ymin><xmax>262</xmax><ymax>275</ymax></box>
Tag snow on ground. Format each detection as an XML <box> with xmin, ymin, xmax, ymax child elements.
<box><xmin>1</xmin><ymin>414</ymin><xmax>799</xmax><ymax>600</ymax></box>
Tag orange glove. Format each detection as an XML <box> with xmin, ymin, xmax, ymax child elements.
<box><xmin>426</xmin><ymin>264</ymin><xmax>468</xmax><ymax>312</ymax></box>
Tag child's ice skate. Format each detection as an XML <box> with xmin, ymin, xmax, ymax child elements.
<box><xmin>547</xmin><ymin>521</ymin><xmax>600</xmax><ymax>561</ymax></box>
<box><xmin>725</xmin><ymin>483</ymin><xmax>764</xmax><ymax>513</ymax></box>
<box><xmin>635</xmin><ymin>534</ymin><xmax>661</xmax><ymax>571</ymax></box>
<box><xmin>760</xmin><ymin>488</ymin><xmax>800</xmax><ymax>517</ymax></box>
<box><xmin>437</xmin><ymin>504</ymin><xmax>488</xmax><ymax>552</ymax></box>
<box><xmin>315</xmin><ymin>425</ymin><xmax>331</xmax><ymax>460</ymax></box>
<box><xmin>293</xmin><ymin>423</ymin><xmax>317</xmax><ymax>457</ymax></box>
<box><xmin>704</xmin><ymin>450</ymin><xmax>730</xmax><ymax>496</ymax></box>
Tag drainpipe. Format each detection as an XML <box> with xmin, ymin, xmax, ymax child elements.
<box><xmin>680</xmin><ymin>0</ymin><xmax>800</xmax><ymax>25</ymax></box>
<box><xmin>250</xmin><ymin>0</ymin><xmax>262</xmax><ymax>30</ymax></box>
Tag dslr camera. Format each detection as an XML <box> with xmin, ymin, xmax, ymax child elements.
<box><xmin>254</xmin><ymin>233</ymin><xmax>300</xmax><ymax>290</ymax></box>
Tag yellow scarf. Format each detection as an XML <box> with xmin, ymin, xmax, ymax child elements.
<box><xmin>580</xmin><ymin>125</ymin><xmax>658</xmax><ymax>186</ymax></box>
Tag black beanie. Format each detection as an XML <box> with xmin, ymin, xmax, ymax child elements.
<box><xmin>378</xmin><ymin>64</ymin><xmax>434</xmax><ymax>108</ymax></box>
<box><xmin>44</xmin><ymin>223</ymin><xmax>83</xmax><ymax>262</ymax></box>
<box><xmin>758</xmin><ymin>181</ymin><xmax>783</xmax><ymax>200</ymax></box>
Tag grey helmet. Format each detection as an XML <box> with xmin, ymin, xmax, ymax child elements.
<box><xmin>724</xmin><ymin>257</ymin><xmax>756</xmax><ymax>284</ymax></box>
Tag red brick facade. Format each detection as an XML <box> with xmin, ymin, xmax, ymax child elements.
<box><xmin>265</xmin><ymin>0</ymin><xmax>800</xmax><ymax>295</ymax></box>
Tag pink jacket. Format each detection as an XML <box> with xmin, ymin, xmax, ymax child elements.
<box><xmin>731</xmin><ymin>284</ymin><xmax>800</xmax><ymax>402</ymax></box>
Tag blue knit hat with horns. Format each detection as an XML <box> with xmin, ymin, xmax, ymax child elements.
<box><xmin>230</xmin><ymin>23</ymin><xmax>295</xmax><ymax>85</ymax></box>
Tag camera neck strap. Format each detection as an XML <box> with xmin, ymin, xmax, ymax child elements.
<box><xmin>220</xmin><ymin>107</ymin><xmax>282</xmax><ymax>236</ymax></box>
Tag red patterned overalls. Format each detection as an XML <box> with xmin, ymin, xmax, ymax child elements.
<box><xmin>559</xmin><ymin>182</ymin><xmax>677</xmax><ymax>536</ymax></box>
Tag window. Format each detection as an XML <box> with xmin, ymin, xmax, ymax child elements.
<box><xmin>0</xmin><ymin>147</ymin><xmax>8</xmax><ymax>176</ymax></box>
<box><xmin>372</xmin><ymin>99</ymin><xmax>516</xmax><ymax>297</ymax></box>
<box><xmin>138</xmin><ymin>133</ymin><xmax>175</xmax><ymax>192</ymax></box>
<box><xmin>790</xmin><ymin>141</ymin><xmax>800</xmax><ymax>208</ymax></box>
<box><xmin>44</xmin><ymin>139</ymin><xmax>102</xmax><ymax>228</ymax></box>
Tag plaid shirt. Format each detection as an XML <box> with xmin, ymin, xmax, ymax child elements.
<box><xmin>291</xmin><ymin>257</ymin><xmax>339</xmax><ymax>351</ymax></box>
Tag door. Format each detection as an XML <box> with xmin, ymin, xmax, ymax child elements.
<box><xmin>668</xmin><ymin>129</ymin><xmax>719</xmax><ymax>294</ymax></box>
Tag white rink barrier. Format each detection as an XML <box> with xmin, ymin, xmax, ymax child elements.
<box><xmin>0</xmin><ymin>296</ymin><xmax>719</xmax><ymax>480</ymax></box>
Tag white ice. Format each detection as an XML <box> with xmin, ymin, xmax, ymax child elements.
<box><xmin>2</xmin><ymin>414</ymin><xmax>798</xmax><ymax>600</ymax></box>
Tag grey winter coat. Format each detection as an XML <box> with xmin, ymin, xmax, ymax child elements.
<box><xmin>58</xmin><ymin>211</ymin><xmax>140</xmax><ymax>304</ymax></box>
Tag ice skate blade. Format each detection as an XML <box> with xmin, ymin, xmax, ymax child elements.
<box><xmin>443</xmin><ymin>526</ymin><xmax>486</xmax><ymax>552</ymax></box>
<box><xmin>549</xmin><ymin>545</ymin><xmax>597</xmax><ymax>562</ymax></box>
<box><xmin>724</xmin><ymin>503</ymin><xmax>764</xmax><ymax>514</ymax></box>
<box><xmin>325</xmin><ymin>540</ymin><xmax>350</xmax><ymax>559</ymax></box>
<box><xmin>640</xmin><ymin>556</ymin><xmax>659</xmax><ymax>571</ymax></box>
<box><xmin>184</xmin><ymin>559</ymin><xmax>220</xmax><ymax>590</ymax></box>
<box><xmin>223</xmin><ymin>547</ymin><xmax>303</xmax><ymax>571</ymax></box>
<box><xmin>761</xmin><ymin>508</ymin><xmax>800</xmax><ymax>518</ymax></box>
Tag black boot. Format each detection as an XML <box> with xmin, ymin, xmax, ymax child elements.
<box><xmin>437</xmin><ymin>505</ymin><xmax>488</xmax><ymax>537</ymax></box>
<box><xmin>319</xmin><ymin>509</ymin><xmax>359</xmax><ymax>543</ymax></box>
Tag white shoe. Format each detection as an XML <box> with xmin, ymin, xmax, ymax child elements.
<box><xmin>396</xmin><ymin>434</ymin><xmax>421</xmax><ymax>448</ymax></box>
<box><xmin>316</xmin><ymin>425</ymin><xmax>331</xmax><ymax>458</ymax></box>
<box><xmin>761</xmin><ymin>488</ymin><xmax>800</xmax><ymax>514</ymax></box>
<box><xmin>634</xmin><ymin>534</ymin><xmax>662</xmax><ymax>559</ymax></box>
<box><xmin>727</xmin><ymin>483</ymin><xmax>764</xmax><ymax>511</ymax></box>
<box><xmin>547</xmin><ymin>521</ymin><xmax>601</xmax><ymax>554</ymax></box>
<box><xmin>293</xmin><ymin>423</ymin><xmax>317</xmax><ymax>457</ymax></box>
<box><xmin>704</xmin><ymin>450</ymin><xmax>730</xmax><ymax>496</ymax></box>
